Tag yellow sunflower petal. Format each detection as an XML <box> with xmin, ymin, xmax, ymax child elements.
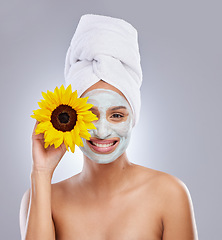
<box><xmin>46</xmin><ymin>90</ymin><xmax>60</xmax><ymax>106</ymax></box>
<box><xmin>54</xmin><ymin>86</ymin><xmax>62</xmax><ymax>104</ymax></box>
<box><xmin>73</xmin><ymin>125</ymin><xmax>81</xmax><ymax>146</ymax></box>
<box><xmin>70</xmin><ymin>129</ymin><xmax>77</xmax><ymax>145</ymax></box>
<box><xmin>38</xmin><ymin>99</ymin><xmax>52</xmax><ymax>111</ymax></box>
<box><xmin>31</xmin><ymin>113</ymin><xmax>50</xmax><ymax>122</ymax></box>
<box><xmin>69</xmin><ymin>97</ymin><xmax>82</xmax><ymax>109</ymax></box>
<box><xmin>63</xmin><ymin>131</ymin><xmax>73</xmax><ymax>147</ymax></box>
<box><xmin>77</xmin><ymin>119</ymin><xmax>88</xmax><ymax>132</ymax></box>
<box><xmin>78</xmin><ymin>115</ymin><xmax>96</xmax><ymax>131</ymax></box>
<box><xmin>53</xmin><ymin>137</ymin><xmax>64</xmax><ymax>148</ymax></box>
<box><xmin>37</xmin><ymin>99</ymin><xmax>56</xmax><ymax>112</ymax></box>
<box><xmin>70</xmin><ymin>144</ymin><xmax>75</xmax><ymax>153</ymax></box>
<box><xmin>44</xmin><ymin>141</ymin><xmax>50</xmax><ymax>148</ymax></box>
<box><xmin>77</xmin><ymin>103</ymin><xmax>94</xmax><ymax>112</ymax></box>
<box><xmin>37</xmin><ymin>100</ymin><xmax>47</xmax><ymax>109</ymax></box>
<box><xmin>33</xmin><ymin>108</ymin><xmax>51</xmax><ymax>118</ymax></box>
<box><xmin>59</xmin><ymin>85</ymin><xmax>65</xmax><ymax>100</ymax></box>
<box><xmin>44</xmin><ymin>128</ymin><xmax>61</xmax><ymax>144</ymax></box>
<box><xmin>74</xmin><ymin>97</ymin><xmax>88</xmax><ymax>111</ymax></box>
<box><xmin>35</xmin><ymin>121</ymin><xmax>52</xmax><ymax>134</ymax></box>
<box><xmin>78</xmin><ymin>111</ymin><xmax>98</xmax><ymax>122</ymax></box>
<box><xmin>84</xmin><ymin>122</ymin><xmax>97</xmax><ymax>130</ymax></box>
<box><xmin>64</xmin><ymin>131</ymin><xmax>75</xmax><ymax>153</ymax></box>
<box><xmin>79</xmin><ymin>130</ymin><xmax>91</xmax><ymax>140</ymax></box>
<box><xmin>68</xmin><ymin>90</ymin><xmax>78</xmax><ymax>106</ymax></box>
<box><xmin>62</xmin><ymin>84</ymin><xmax>72</xmax><ymax>105</ymax></box>
<box><xmin>41</xmin><ymin>91</ymin><xmax>55</xmax><ymax>108</ymax></box>
<box><xmin>75</xmin><ymin>121</ymin><xmax>84</xmax><ymax>147</ymax></box>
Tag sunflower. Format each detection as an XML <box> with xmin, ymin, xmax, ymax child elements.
<box><xmin>31</xmin><ymin>84</ymin><xmax>98</xmax><ymax>153</ymax></box>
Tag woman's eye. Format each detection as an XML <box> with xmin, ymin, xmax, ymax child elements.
<box><xmin>111</xmin><ymin>113</ymin><xmax>124</xmax><ymax>119</ymax></box>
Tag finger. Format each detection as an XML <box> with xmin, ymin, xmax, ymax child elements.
<box><xmin>59</xmin><ymin>142</ymin><xmax>67</xmax><ymax>154</ymax></box>
<box><xmin>47</xmin><ymin>142</ymin><xmax>67</xmax><ymax>162</ymax></box>
<box><xmin>32</xmin><ymin>120</ymin><xmax>44</xmax><ymax>140</ymax></box>
<box><xmin>47</xmin><ymin>142</ymin><xmax>66</xmax><ymax>154</ymax></box>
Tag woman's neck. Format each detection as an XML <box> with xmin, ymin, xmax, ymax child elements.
<box><xmin>78</xmin><ymin>152</ymin><xmax>134</xmax><ymax>198</ymax></box>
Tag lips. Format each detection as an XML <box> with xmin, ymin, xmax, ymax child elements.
<box><xmin>87</xmin><ymin>138</ymin><xmax>119</xmax><ymax>154</ymax></box>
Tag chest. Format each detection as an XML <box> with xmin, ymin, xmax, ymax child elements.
<box><xmin>52</xmin><ymin>192</ymin><xmax>163</xmax><ymax>240</ymax></box>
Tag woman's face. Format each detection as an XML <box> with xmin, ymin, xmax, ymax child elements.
<box><xmin>79</xmin><ymin>88</ymin><xmax>133</xmax><ymax>164</ymax></box>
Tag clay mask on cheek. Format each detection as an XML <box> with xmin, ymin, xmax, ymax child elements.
<box><xmin>79</xmin><ymin>89</ymin><xmax>133</xmax><ymax>164</ymax></box>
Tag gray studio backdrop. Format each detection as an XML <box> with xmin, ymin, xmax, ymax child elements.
<box><xmin>1</xmin><ymin>0</ymin><xmax>221</xmax><ymax>239</ymax></box>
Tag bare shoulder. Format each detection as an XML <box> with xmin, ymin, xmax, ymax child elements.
<box><xmin>132</xmin><ymin>164</ymin><xmax>195</xmax><ymax>220</ymax></box>
<box><xmin>148</xmin><ymin>168</ymin><xmax>193</xmax><ymax>208</ymax></box>
<box><xmin>132</xmin><ymin>164</ymin><xmax>189</xmax><ymax>196</ymax></box>
<box><xmin>136</xmin><ymin>165</ymin><xmax>198</xmax><ymax>239</ymax></box>
<box><xmin>132</xmin><ymin>164</ymin><xmax>198</xmax><ymax>239</ymax></box>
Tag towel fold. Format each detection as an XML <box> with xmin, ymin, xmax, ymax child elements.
<box><xmin>64</xmin><ymin>14</ymin><xmax>143</xmax><ymax>126</ymax></box>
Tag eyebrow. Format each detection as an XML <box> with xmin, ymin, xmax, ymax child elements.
<box><xmin>110</xmin><ymin>106</ymin><xmax>127</xmax><ymax>111</ymax></box>
<box><xmin>89</xmin><ymin>106</ymin><xmax>127</xmax><ymax>111</ymax></box>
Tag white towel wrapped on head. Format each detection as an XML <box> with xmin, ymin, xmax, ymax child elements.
<box><xmin>64</xmin><ymin>14</ymin><xmax>143</xmax><ymax>126</ymax></box>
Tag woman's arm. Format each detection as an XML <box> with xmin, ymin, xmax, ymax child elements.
<box><xmin>19</xmin><ymin>121</ymin><xmax>66</xmax><ymax>240</ymax></box>
<box><xmin>20</xmin><ymin>171</ymin><xmax>55</xmax><ymax>240</ymax></box>
<box><xmin>161</xmin><ymin>175</ymin><xmax>199</xmax><ymax>240</ymax></box>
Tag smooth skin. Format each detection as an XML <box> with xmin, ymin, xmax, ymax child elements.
<box><xmin>20</xmin><ymin>81</ymin><xmax>198</xmax><ymax>240</ymax></box>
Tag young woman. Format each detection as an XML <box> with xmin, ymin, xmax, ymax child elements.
<box><xmin>19</xmin><ymin>14</ymin><xmax>198</xmax><ymax>240</ymax></box>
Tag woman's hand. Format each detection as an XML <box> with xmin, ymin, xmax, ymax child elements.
<box><xmin>31</xmin><ymin>121</ymin><xmax>67</xmax><ymax>176</ymax></box>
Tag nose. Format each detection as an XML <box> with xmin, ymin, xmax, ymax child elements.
<box><xmin>93</xmin><ymin>118</ymin><xmax>112</xmax><ymax>139</ymax></box>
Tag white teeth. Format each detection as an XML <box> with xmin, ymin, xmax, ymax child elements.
<box><xmin>92</xmin><ymin>141</ymin><xmax>115</xmax><ymax>148</ymax></box>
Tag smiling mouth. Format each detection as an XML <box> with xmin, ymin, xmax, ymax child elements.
<box><xmin>87</xmin><ymin>138</ymin><xmax>119</xmax><ymax>154</ymax></box>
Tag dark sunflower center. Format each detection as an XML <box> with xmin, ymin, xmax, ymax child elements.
<box><xmin>51</xmin><ymin>104</ymin><xmax>77</xmax><ymax>132</ymax></box>
<box><xmin>58</xmin><ymin>112</ymin><xmax>70</xmax><ymax>124</ymax></box>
